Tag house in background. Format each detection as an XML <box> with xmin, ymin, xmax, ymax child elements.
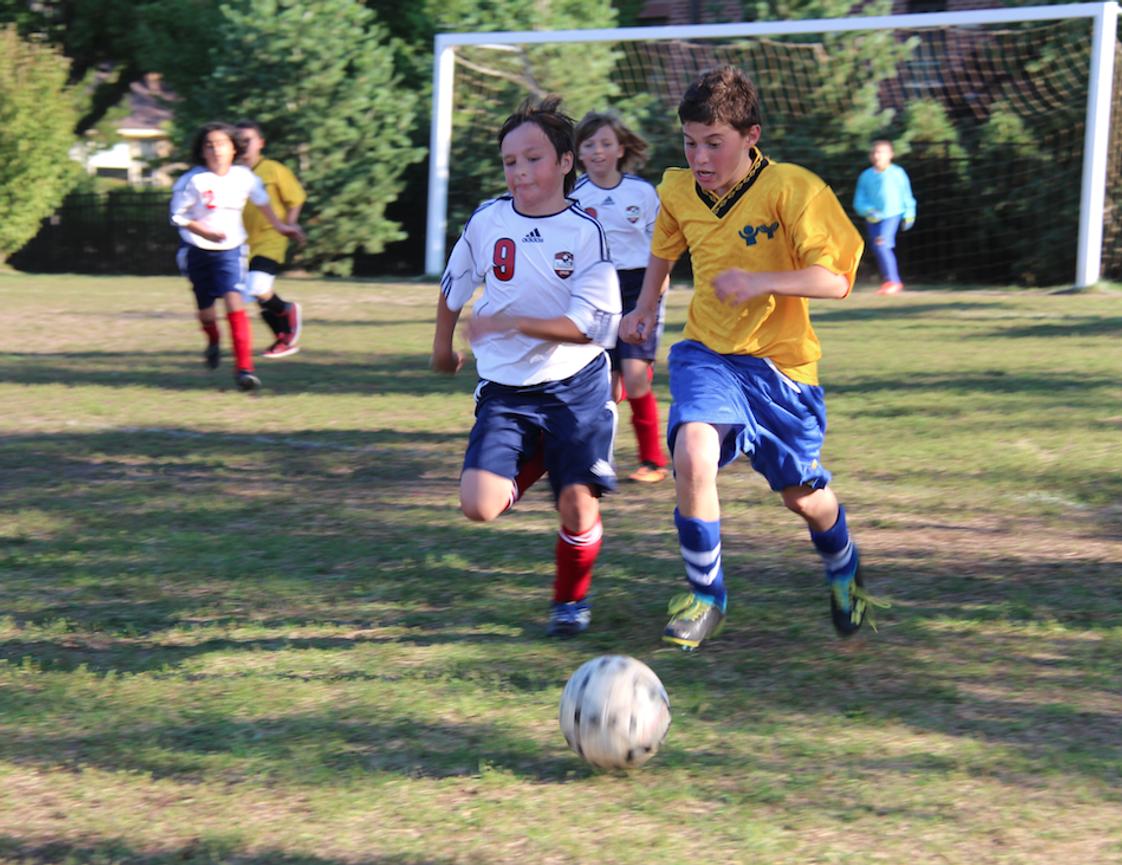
<box><xmin>76</xmin><ymin>72</ymin><xmax>176</xmax><ymax>187</ymax></box>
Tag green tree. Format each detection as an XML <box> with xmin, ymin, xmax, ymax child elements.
<box><xmin>419</xmin><ymin>0</ymin><xmax>624</xmax><ymax>236</ymax></box>
<box><xmin>0</xmin><ymin>1</ymin><xmax>161</xmax><ymax>134</ymax></box>
<box><xmin>741</xmin><ymin>0</ymin><xmax>915</xmax><ymax>190</ymax></box>
<box><xmin>150</xmin><ymin>0</ymin><xmax>420</xmax><ymax>274</ymax></box>
<box><xmin>0</xmin><ymin>26</ymin><xmax>79</xmax><ymax>263</ymax></box>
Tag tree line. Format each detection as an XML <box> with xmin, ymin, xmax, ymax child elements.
<box><xmin>1</xmin><ymin>0</ymin><xmax>1115</xmax><ymax>284</ymax></box>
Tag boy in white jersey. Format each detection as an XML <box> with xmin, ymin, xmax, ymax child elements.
<box><xmin>171</xmin><ymin>122</ymin><xmax>303</xmax><ymax>391</ymax></box>
<box><xmin>433</xmin><ymin>96</ymin><xmax>621</xmax><ymax>637</ymax></box>
<box><xmin>572</xmin><ymin>112</ymin><xmax>670</xmax><ymax>484</ymax></box>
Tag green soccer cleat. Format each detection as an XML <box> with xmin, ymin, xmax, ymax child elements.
<box><xmin>828</xmin><ymin>552</ymin><xmax>890</xmax><ymax>637</ymax></box>
<box><xmin>662</xmin><ymin>591</ymin><xmax>725</xmax><ymax>651</ymax></box>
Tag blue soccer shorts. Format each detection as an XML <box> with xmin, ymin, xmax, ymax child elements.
<box><xmin>464</xmin><ymin>352</ymin><xmax>618</xmax><ymax>500</ymax></box>
<box><xmin>666</xmin><ymin>339</ymin><xmax>832</xmax><ymax>491</ymax></box>
<box><xmin>611</xmin><ymin>268</ymin><xmax>664</xmax><ymax>368</ymax></box>
<box><xmin>182</xmin><ymin>244</ymin><xmax>248</xmax><ymax>310</ymax></box>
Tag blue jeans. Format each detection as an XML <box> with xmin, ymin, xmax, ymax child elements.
<box><xmin>866</xmin><ymin>215</ymin><xmax>902</xmax><ymax>284</ymax></box>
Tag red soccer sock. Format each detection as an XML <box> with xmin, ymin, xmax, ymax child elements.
<box><xmin>201</xmin><ymin>321</ymin><xmax>220</xmax><ymax>345</ymax></box>
<box><xmin>515</xmin><ymin>445</ymin><xmax>547</xmax><ymax>499</ymax></box>
<box><xmin>226</xmin><ymin>309</ymin><xmax>253</xmax><ymax>372</ymax></box>
<box><xmin>553</xmin><ymin>518</ymin><xmax>603</xmax><ymax>603</ymax></box>
<box><xmin>629</xmin><ymin>390</ymin><xmax>667</xmax><ymax>467</ymax></box>
<box><xmin>503</xmin><ymin>439</ymin><xmax>548</xmax><ymax>513</ymax></box>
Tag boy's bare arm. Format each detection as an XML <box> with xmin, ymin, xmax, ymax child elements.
<box><xmin>466</xmin><ymin>312</ymin><xmax>589</xmax><ymax>344</ymax></box>
<box><xmin>254</xmin><ymin>201</ymin><xmax>305</xmax><ymax>242</ymax></box>
<box><xmin>620</xmin><ymin>254</ymin><xmax>674</xmax><ymax>343</ymax></box>
<box><xmin>432</xmin><ymin>294</ymin><xmax>465</xmax><ymax>374</ymax></box>
<box><xmin>184</xmin><ymin>220</ymin><xmax>225</xmax><ymax>243</ymax></box>
<box><xmin>713</xmin><ymin>265</ymin><xmax>850</xmax><ymax>304</ymax></box>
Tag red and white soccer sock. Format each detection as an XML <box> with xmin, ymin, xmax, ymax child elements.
<box><xmin>502</xmin><ymin>445</ymin><xmax>547</xmax><ymax>514</ymax></box>
<box><xmin>226</xmin><ymin>309</ymin><xmax>254</xmax><ymax>372</ymax></box>
<box><xmin>553</xmin><ymin>517</ymin><xmax>603</xmax><ymax>603</ymax></box>
<box><xmin>629</xmin><ymin>390</ymin><xmax>667</xmax><ymax>468</ymax></box>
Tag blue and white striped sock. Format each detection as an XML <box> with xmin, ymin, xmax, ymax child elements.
<box><xmin>674</xmin><ymin>508</ymin><xmax>727</xmax><ymax>610</ymax></box>
<box><xmin>810</xmin><ymin>504</ymin><xmax>856</xmax><ymax>582</ymax></box>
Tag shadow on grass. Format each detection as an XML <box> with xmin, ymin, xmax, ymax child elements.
<box><xmin>976</xmin><ymin>316</ymin><xmax>1122</xmax><ymax>339</ymax></box>
<box><xmin>0</xmin><ymin>425</ymin><xmax>1119</xmax><ymax>790</ymax></box>
<box><xmin>812</xmin><ymin>301</ymin><xmax>1007</xmax><ymax>324</ymax></box>
<box><xmin>0</xmin><ymin>708</ymin><xmax>594</xmax><ymax>785</ymax></box>
<box><xmin>0</xmin><ymin>351</ymin><xmax>474</xmax><ymax>398</ymax></box>
<box><xmin>0</xmin><ymin>836</ymin><xmax>459</xmax><ymax>865</ymax></box>
<box><xmin>827</xmin><ymin>368</ymin><xmax>1119</xmax><ymax>401</ymax></box>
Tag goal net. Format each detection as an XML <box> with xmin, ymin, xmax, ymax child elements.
<box><xmin>426</xmin><ymin>3</ymin><xmax>1120</xmax><ymax>288</ymax></box>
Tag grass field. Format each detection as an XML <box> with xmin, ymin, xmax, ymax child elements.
<box><xmin>1</xmin><ymin>272</ymin><xmax>1120</xmax><ymax>865</ymax></box>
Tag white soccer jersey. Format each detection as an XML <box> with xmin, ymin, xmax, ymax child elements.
<box><xmin>441</xmin><ymin>196</ymin><xmax>621</xmax><ymax>387</ymax></box>
<box><xmin>570</xmin><ymin>174</ymin><xmax>659</xmax><ymax>270</ymax></box>
<box><xmin>170</xmin><ymin>165</ymin><xmax>269</xmax><ymax>251</ymax></box>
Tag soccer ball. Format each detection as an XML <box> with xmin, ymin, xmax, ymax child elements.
<box><xmin>559</xmin><ymin>655</ymin><xmax>671</xmax><ymax>769</ymax></box>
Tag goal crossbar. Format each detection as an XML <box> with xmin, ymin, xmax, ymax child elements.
<box><xmin>426</xmin><ymin>2</ymin><xmax>1119</xmax><ymax>285</ymax></box>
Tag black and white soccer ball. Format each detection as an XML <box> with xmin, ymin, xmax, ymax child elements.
<box><xmin>559</xmin><ymin>655</ymin><xmax>671</xmax><ymax>769</ymax></box>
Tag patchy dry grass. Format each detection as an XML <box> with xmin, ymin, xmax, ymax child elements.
<box><xmin>0</xmin><ymin>272</ymin><xmax>1120</xmax><ymax>864</ymax></box>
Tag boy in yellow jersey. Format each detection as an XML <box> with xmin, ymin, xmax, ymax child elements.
<box><xmin>620</xmin><ymin>66</ymin><xmax>885</xmax><ymax>650</ymax></box>
<box><xmin>236</xmin><ymin>120</ymin><xmax>307</xmax><ymax>358</ymax></box>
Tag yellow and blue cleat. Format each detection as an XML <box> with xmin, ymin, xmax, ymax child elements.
<box><xmin>662</xmin><ymin>592</ymin><xmax>725</xmax><ymax>651</ymax></box>
<box><xmin>829</xmin><ymin>552</ymin><xmax>890</xmax><ymax>637</ymax></box>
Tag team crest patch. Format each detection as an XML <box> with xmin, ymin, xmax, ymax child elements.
<box><xmin>626</xmin><ymin>205</ymin><xmax>641</xmax><ymax>224</ymax></box>
<box><xmin>553</xmin><ymin>251</ymin><xmax>574</xmax><ymax>279</ymax></box>
<box><xmin>584</xmin><ymin>206</ymin><xmax>598</xmax><ymax>219</ymax></box>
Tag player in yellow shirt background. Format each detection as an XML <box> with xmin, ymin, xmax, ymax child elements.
<box><xmin>620</xmin><ymin>66</ymin><xmax>886</xmax><ymax>650</ymax></box>
<box><xmin>236</xmin><ymin>120</ymin><xmax>307</xmax><ymax>358</ymax></box>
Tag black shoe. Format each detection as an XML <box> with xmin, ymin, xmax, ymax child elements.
<box><xmin>662</xmin><ymin>592</ymin><xmax>725</xmax><ymax>651</ymax></box>
<box><xmin>204</xmin><ymin>343</ymin><xmax>220</xmax><ymax>370</ymax></box>
<box><xmin>235</xmin><ymin>370</ymin><xmax>261</xmax><ymax>392</ymax></box>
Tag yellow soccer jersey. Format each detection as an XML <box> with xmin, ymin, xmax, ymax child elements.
<box><xmin>652</xmin><ymin>151</ymin><xmax>863</xmax><ymax>384</ymax></box>
<box><xmin>242</xmin><ymin>157</ymin><xmax>307</xmax><ymax>262</ymax></box>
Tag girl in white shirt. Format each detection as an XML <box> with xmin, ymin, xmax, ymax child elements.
<box><xmin>572</xmin><ymin>113</ymin><xmax>669</xmax><ymax>483</ymax></box>
<box><xmin>170</xmin><ymin>122</ymin><xmax>302</xmax><ymax>391</ymax></box>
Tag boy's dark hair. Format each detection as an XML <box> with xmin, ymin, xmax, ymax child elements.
<box><xmin>235</xmin><ymin>119</ymin><xmax>264</xmax><ymax>137</ymax></box>
<box><xmin>678</xmin><ymin>66</ymin><xmax>761</xmax><ymax>133</ymax></box>
<box><xmin>498</xmin><ymin>94</ymin><xmax>577</xmax><ymax>195</ymax></box>
<box><xmin>575</xmin><ymin>111</ymin><xmax>650</xmax><ymax>174</ymax></box>
<box><xmin>190</xmin><ymin>122</ymin><xmax>246</xmax><ymax>166</ymax></box>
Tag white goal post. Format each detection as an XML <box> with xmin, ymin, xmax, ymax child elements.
<box><xmin>425</xmin><ymin>1</ymin><xmax>1119</xmax><ymax>287</ymax></box>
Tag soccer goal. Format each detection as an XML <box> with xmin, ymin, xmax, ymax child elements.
<box><xmin>425</xmin><ymin>2</ymin><xmax>1120</xmax><ymax>288</ymax></box>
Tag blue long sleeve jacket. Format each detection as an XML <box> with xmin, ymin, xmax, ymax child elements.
<box><xmin>853</xmin><ymin>164</ymin><xmax>916</xmax><ymax>223</ymax></box>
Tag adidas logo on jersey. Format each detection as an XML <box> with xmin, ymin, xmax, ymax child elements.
<box><xmin>601</xmin><ymin>196</ymin><xmax>615</xmax><ymax>207</ymax></box>
<box><xmin>522</xmin><ymin>228</ymin><xmax>544</xmax><ymax>243</ymax></box>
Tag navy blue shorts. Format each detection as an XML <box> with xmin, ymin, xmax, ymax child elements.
<box><xmin>611</xmin><ymin>268</ymin><xmax>663</xmax><ymax>368</ymax></box>
<box><xmin>667</xmin><ymin>339</ymin><xmax>832</xmax><ymax>491</ymax></box>
<box><xmin>181</xmin><ymin>245</ymin><xmax>247</xmax><ymax>310</ymax></box>
<box><xmin>464</xmin><ymin>353</ymin><xmax>618</xmax><ymax>499</ymax></box>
